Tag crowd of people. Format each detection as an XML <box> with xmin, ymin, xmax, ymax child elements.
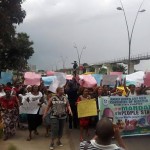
<box><xmin>0</xmin><ymin>75</ymin><xmax>150</xmax><ymax>150</ymax></box>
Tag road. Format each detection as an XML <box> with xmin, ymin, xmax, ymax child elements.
<box><xmin>0</xmin><ymin>125</ymin><xmax>71</xmax><ymax>150</ymax></box>
<box><xmin>69</xmin><ymin>127</ymin><xmax>150</xmax><ymax>150</ymax></box>
<box><xmin>0</xmin><ymin>124</ymin><xmax>150</xmax><ymax>150</ymax></box>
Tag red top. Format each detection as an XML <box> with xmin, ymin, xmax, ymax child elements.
<box><xmin>0</xmin><ymin>96</ymin><xmax>18</xmax><ymax>109</ymax></box>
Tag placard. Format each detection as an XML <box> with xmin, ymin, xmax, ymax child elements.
<box><xmin>77</xmin><ymin>99</ymin><xmax>97</xmax><ymax>118</ymax></box>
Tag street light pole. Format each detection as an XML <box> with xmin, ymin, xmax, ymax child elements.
<box><xmin>60</xmin><ymin>56</ymin><xmax>68</xmax><ymax>72</ymax></box>
<box><xmin>117</xmin><ymin>0</ymin><xmax>145</xmax><ymax>74</ymax></box>
<box><xmin>73</xmin><ymin>43</ymin><xmax>86</xmax><ymax>67</ymax></box>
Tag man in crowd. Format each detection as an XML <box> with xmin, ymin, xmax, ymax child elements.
<box><xmin>80</xmin><ymin>117</ymin><xmax>126</xmax><ymax>150</ymax></box>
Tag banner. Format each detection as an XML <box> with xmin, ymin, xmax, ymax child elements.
<box><xmin>19</xmin><ymin>99</ymin><xmax>40</xmax><ymax>114</ymax></box>
<box><xmin>77</xmin><ymin>99</ymin><xmax>97</xmax><ymax>118</ymax></box>
<box><xmin>98</xmin><ymin>96</ymin><xmax>150</xmax><ymax>137</ymax></box>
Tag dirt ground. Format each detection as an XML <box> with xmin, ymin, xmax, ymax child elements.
<box><xmin>0</xmin><ymin>125</ymin><xmax>73</xmax><ymax>150</ymax></box>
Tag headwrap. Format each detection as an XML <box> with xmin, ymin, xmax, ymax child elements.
<box><xmin>26</xmin><ymin>85</ymin><xmax>32</xmax><ymax>89</ymax></box>
<box><xmin>4</xmin><ymin>87</ymin><xmax>12</xmax><ymax>92</ymax></box>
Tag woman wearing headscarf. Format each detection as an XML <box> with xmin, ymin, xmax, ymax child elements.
<box><xmin>0</xmin><ymin>87</ymin><xmax>19</xmax><ymax>140</ymax></box>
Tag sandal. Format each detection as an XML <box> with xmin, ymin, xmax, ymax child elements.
<box><xmin>80</xmin><ymin>136</ymin><xmax>83</xmax><ymax>142</ymax></box>
<box><xmin>26</xmin><ymin>136</ymin><xmax>32</xmax><ymax>141</ymax></box>
<box><xmin>3</xmin><ymin>136</ymin><xmax>8</xmax><ymax>141</ymax></box>
<box><xmin>34</xmin><ymin>130</ymin><xmax>39</xmax><ymax>135</ymax></box>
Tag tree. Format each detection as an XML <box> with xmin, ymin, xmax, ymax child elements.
<box><xmin>0</xmin><ymin>0</ymin><xmax>26</xmax><ymax>75</ymax></box>
<box><xmin>0</xmin><ymin>0</ymin><xmax>26</xmax><ymax>46</ymax></box>
<box><xmin>4</xmin><ymin>33</ymin><xmax>34</xmax><ymax>71</ymax></box>
<box><xmin>99</xmin><ymin>68</ymin><xmax>107</xmax><ymax>74</ymax></box>
<box><xmin>82</xmin><ymin>63</ymin><xmax>95</xmax><ymax>73</ymax></box>
<box><xmin>111</xmin><ymin>64</ymin><xmax>127</xmax><ymax>74</ymax></box>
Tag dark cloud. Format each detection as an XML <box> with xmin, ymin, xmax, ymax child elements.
<box><xmin>17</xmin><ymin>0</ymin><xmax>150</xmax><ymax>71</ymax></box>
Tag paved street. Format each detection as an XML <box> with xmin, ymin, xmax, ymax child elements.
<box><xmin>1</xmin><ymin>124</ymin><xmax>150</xmax><ymax>150</ymax></box>
<box><xmin>69</xmin><ymin>128</ymin><xmax>150</xmax><ymax>150</ymax></box>
<box><xmin>0</xmin><ymin>125</ymin><xmax>72</xmax><ymax>150</ymax></box>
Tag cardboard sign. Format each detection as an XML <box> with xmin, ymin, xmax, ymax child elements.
<box><xmin>49</xmin><ymin>72</ymin><xmax>66</xmax><ymax>93</ymax></box>
<box><xmin>110</xmin><ymin>72</ymin><xmax>123</xmax><ymax>81</ymax></box>
<box><xmin>46</xmin><ymin>71</ymin><xmax>55</xmax><ymax>76</ymax></box>
<box><xmin>24</xmin><ymin>72</ymin><xmax>41</xmax><ymax>85</ymax></box>
<box><xmin>102</xmin><ymin>75</ymin><xmax>117</xmax><ymax>86</ymax></box>
<box><xmin>144</xmin><ymin>72</ymin><xmax>150</xmax><ymax>86</ymax></box>
<box><xmin>92</xmin><ymin>74</ymin><xmax>103</xmax><ymax>86</ymax></box>
<box><xmin>42</xmin><ymin>76</ymin><xmax>56</xmax><ymax>86</ymax></box>
<box><xmin>0</xmin><ymin>72</ymin><xmax>13</xmax><ymax>84</ymax></box>
<box><xmin>79</xmin><ymin>75</ymin><xmax>97</xmax><ymax>88</ymax></box>
<box><xmin>77</xmin><ymin>99</ymin><xmax>97</xmax><ymax>118</ymax></box>
<box><xmin>126</xmin><ymin>71</ymin><xmax>144</xmax><ymax>86</ymax></box>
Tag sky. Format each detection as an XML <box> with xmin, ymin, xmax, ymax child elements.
<box><xmin>17</xmin><ymin>0</ymin><xmax>150</xmax><ymax>71</ymax></box>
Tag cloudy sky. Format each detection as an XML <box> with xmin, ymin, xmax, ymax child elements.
<box><xmin>17</xmin><ymin>0</ymin><xmax>150</xmax><ymax>71</ymax></box>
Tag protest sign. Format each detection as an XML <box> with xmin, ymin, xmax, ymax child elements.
<box><xmin>42</xmin><ymin>76</ymin><xmax>56</xmax><ymax>86</ymax></box>
<box><xmin>144</xmin><ymin>72</ymin><xmax>150</xmax><ymax>86</ymax></box>
<box><xmin>79</xmin><ymin>75</ymin><xmax>97</xmax><ymax>88</ymax></box>
<box><xmin>102</xmin><ymin>75</ymin><xmax>117</xmax><ymax>86</ymax></box>
<box><xmin>55</xmin><ymin>72</ymin><xmax>66</xmax><ymax>87</ymax></box>
<box><xmin>24</xmin><ymin>72</ymin><xmax>41</xmax><ymax>85</ymax></box>
<box><xmin>46</xmin><ymin>71</ymin><xmax>55</xmax><ymax>76</ymax></box>
<box><xmin>66</xmin><ymin>75</ymin><xmax>73</xmax><ymax>80</ymax></box>
<box><xmin>49</xmin><ymin>72</ymin><xmax>66</xmax><ymax>93</ymax></box>
<box><xmin>126</xmin><ymin>71</ymin><xmax>144</xmax><ymax>86</ymax></box>
<box><xmin>49</xmin><ymin>76</ymin><xmax>59</xmax><ymax>93</ymax></box>
<box><xmin>19</xmin><ymin>100</ymin><xmax>40</xmax><ymax>114</ymax></box>
<box><xmin>0</xmin><ymin>72</ymin><xmax>13</xmax><ymax>84</ymax></box>
<box><xmin>77</xmin><ymin>99</ymin><xmax>97</xmax><ymax>118</ymax></box>
<box><xmin>110</xmin><ymin>72</ymin><xmax>123</xmax><ymax>81</ymax></box>
<box><xmin>92</xmin><ymin>74</ymin><xmax>103</xmax><ymax>86</ymax></box>
<box><xmin>98</xmin><ymin>96</ymin><xmax>150</xmax><ymax>137</ymax></box>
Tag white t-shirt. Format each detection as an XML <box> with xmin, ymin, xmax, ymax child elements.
<box><xmin>80</xmin><ymin>140</ymin><xmax>124</xmax><ymax>150</ymax></box>
<box><xmin>18</xmin><ymin>94</ymin><xmax>28</xmax><ymax>104</ymax></box>
<box><xmin>28</xmin><ymin>92</ymin><xmax>43</xmax><ymax>114</ymax></box>
<box><xmin>0</xmin><ymin>91</ymin><xmax>5</xmax><ymax>97</ymax></box>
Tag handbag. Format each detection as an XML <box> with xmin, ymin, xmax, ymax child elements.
<box><xmin>44</xmin><ymin>112</ymin><xmax>51</xmax><ymax>126</ymax></box>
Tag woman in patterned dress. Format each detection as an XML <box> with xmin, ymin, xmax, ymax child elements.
<box><xmin>0</xmin><ymin>87</ymin><xmax>19</xmax><ymax>140</ymax></box>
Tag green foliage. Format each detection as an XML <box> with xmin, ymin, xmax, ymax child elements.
<box><xmin>89</xmin><ymin>66</ymin><xmax>95</xmax><ymax>72</ymax></box>
<box><xmin>111</xmin><ymin>64</ymin><xmax>127</xmax><ymax>74</ymax></box>
<box><xmin>99</xmin><ymin>68</ymin><xmax>107</xmax><ymax>74</ymax></box>
<box><xmin>1</xmin><ymin>33</ymin><xmax>34</xmax><ymax>71</ymax></box>
<box><xmin>0</xmin><ymin>0</ymin><xmax>29</xmax><ymax>72</ymax></box>
<box><xmin>0</xmin><ymin>0</ymin><xmax>26</xmax><ymax>46</ymax></box>
<box><xmin>82</xmin><ymin>63</ymin><xmax>89</xmax><ymax>67</ymax></box>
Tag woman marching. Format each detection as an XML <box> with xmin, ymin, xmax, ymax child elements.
<box><xmin>26</xmin><ymin>85</ymin><xmax>44</xmax><ymax>141</ymax></box>
<box><xmin>43</xmin><ymin>87</ymin><xmax>72</xmax><ymax>150</ymax></box>
<box><xmin>0</xmin><ymin>87</ymin><xmax>19</xmax><ymax>140</ymax></box>
<box><xmin>77</xmin><ymin>88</ymin><xmax>91</xmax><ymax>142</ymax></box>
